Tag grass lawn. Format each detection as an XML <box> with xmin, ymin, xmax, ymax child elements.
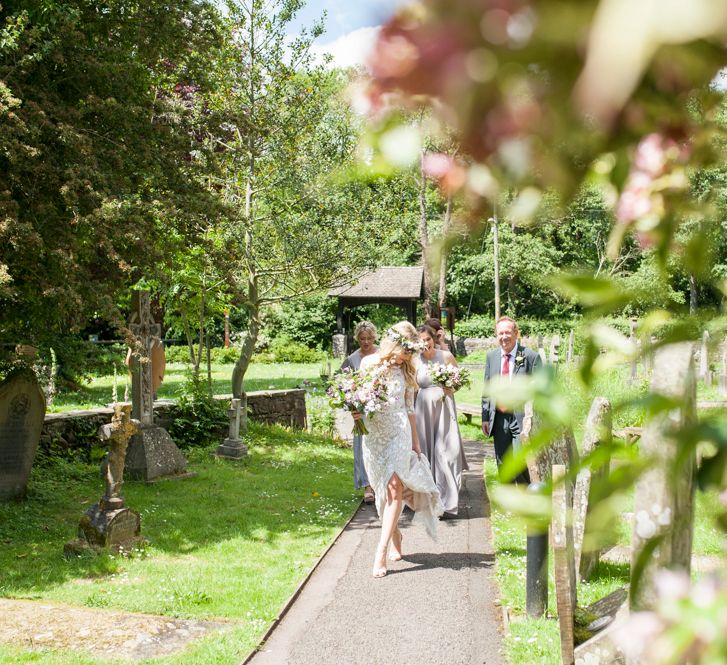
<box><xmin>0</xmin><ymin>424</ymin><xmax>361</xmax><ymax>664</ymax></box>
<box><xmin>51</xmin><ymin>362</ymin><xmax>331</xmax><ymax>412</ymax></box>
<box><xmin>485</xmin><ymin>457</ymin><xmax>725</xmax><ymax>665</ymax></box>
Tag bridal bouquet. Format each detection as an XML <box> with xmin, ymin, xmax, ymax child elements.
<box><xmin>327</xmin><ymin>365</ymin><xmax>391</xmax><ymax>435</ymax></box>
<box><xmin>428</xmin><ymin>363</ymin><xmax>471</xmax><ymax>397</ymax></box>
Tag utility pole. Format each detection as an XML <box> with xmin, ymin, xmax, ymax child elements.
<box><xmin>491</xmin><ymin>207</ymin><xmax>501</xmax><ymax>322</ymax></box>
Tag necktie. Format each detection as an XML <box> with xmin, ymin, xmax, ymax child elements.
<box><xmin>502</xmin><ymin>352</ymin><xmax>510</xmax><ymax>377</ymax></box>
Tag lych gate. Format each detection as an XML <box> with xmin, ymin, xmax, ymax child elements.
<box><xmin>328</xmin><ymin>266</ymin><xmax>425</xmax><ymax>356</ymax></box>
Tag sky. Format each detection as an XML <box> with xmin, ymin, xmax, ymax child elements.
<box><xmin>286</xmin><ymin>0</ymin><xmax>411</xmax><ymax>68</ymax></box>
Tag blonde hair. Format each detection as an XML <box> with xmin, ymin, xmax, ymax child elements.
<box><xmin>353</xmin><ymin>320</ymin><xmax>377</xmax><ymax>342</ymax></box>
<box><xmin>377</xmin><ymin>320</ymin><xmax>419</xmax><ymax>388</ymax></box>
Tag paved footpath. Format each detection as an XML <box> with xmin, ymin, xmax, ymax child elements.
<box><xmin>247</xmin><ymin>440</ymin><xmax>505</xmax><ymax>665</ymax></box>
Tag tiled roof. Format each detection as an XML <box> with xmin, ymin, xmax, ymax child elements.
<box><xmin>328</xmin><ymin>266</ymin><xmax>424</xmax><ymax>299</ymax></box>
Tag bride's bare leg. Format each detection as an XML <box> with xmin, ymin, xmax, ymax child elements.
<box><xmin>373</xmin><ymin>474</ymin><xmax>403</xmax><ymax>577</ymax></box>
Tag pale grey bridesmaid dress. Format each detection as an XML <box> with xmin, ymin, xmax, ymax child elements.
<box><xmin>340</xmin><ymin>349</ymin><xmax>370</xmax><ymax>490</ymax></box>
<box><xmin>415</xmin><ymin>351</ymin><xmax>469</xmax><ymax>515</ymax></box>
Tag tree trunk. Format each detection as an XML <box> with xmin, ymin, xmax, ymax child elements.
<box><xmin>231</xmin><ymin>176</ymin><xmax>259</xmax><ymax>435</ymax></box>
<box><xmin>689</xmin><ymin>273</ymin><xmax>698</xmax><ymax>315</ymax></box>
<box><xmin>182</xmin><ymin>316</ymin><xmax>199</xmax><ymax>376</ymax></box>
<box><xmin>418</xmin><ymin>151</ymin><xmax>434</xmax><ymax>317</ymax></box>
<box><xmin>438</xmin><ymin>194</ymin><xmax>453</xmax><ymax>307</ymax></box>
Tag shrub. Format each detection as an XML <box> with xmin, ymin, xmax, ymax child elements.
<box><xmin>168</xmin><ymin>377</ymin><xmax>228</xmax><ymax>448</ymax></box>
<box><xmin>165</xmin><ymin>345</ymin><xmax>241</xmax><ymax>365</ymax></box>
<box><xmin>269</xmin><ymin>338</ymin><xmax>327</xmax><ymax>364</ymax></box>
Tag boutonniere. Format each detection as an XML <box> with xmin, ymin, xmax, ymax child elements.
<box><xmin>515</xmin><ymin>353</ymin><xmax>525</xmax><ymax>369</ymax></box>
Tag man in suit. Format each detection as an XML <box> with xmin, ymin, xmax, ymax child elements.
<box><xmin>481</xmin><ymin>316</ymin><xmax>542</xmax><ymax>484</ymax></box>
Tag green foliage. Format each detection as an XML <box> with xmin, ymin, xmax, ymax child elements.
<box><xmin>268</xmin><ymin>338</ymin><xmax>327</xmax><ymax>364</ymax></box>
<box><xmin>165</xmin><ymin>344</ymin><xmax>240</xmax><ymax>365</ymax></box>
<box><xmin>0</xmin><ymin>0</ymin><xmax>224</xmax><ymax>349</ymax></box>
<box><xmin>274</xmin><ymin>293</ymin><xmax>337</xmax><ymax>350</ymax></box>
<box><xmin>168</xmin><ymin>377</ymin><xmax>228</xmax><ymax>449</ymax></box>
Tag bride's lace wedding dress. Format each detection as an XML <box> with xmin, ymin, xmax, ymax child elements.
<box><xmin>360</xmin><ymin>355</ymin><xmax>444</xmax><ymax>539</ymax></box>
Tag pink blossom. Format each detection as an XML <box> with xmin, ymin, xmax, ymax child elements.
<box><xmin>634</xmin><ymin>133</ymin><xmax>673</xmax><ymax>178</ymax></box>
<box><xmin>616</xmin><ymin>173</ymin><xmax>654</xmax><ymax>224</ymax></box>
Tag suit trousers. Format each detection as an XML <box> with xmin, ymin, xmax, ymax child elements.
<box><xmin>492</xmin><ymin>410</ymin><xmax>531</xmax><ymax>485</ymax></box>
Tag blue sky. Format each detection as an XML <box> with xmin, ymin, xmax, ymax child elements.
<box><xmin>284</xmin><ymin>0</ymin><xmax>413</xmax><ymax>67</ymax></box>
<box><xmin>287</xmin><ymin>1</ymin><xmax>406</xmax><ymax>43</ymax></box>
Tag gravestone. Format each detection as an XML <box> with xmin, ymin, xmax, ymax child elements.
<box><xmin>0</xmin><ymin>368</ymin><xmax>45</xmax><ymax>500</ymax></box>
<box><xmin>216</xmin><ymin>398</ymin><xmax>248</xmax><ymax>459</ymax></box>
<box><xmin>536</xmin><ymin>335</ymin><xmax>547</xmax><ymax>364</ymax></box>
<box><xmin>566</xmin><ymin>330</ymin><xmax>574</xmax><ymax>364</ymax></box>
<box><xmin>552</xmin><ymin>464</ymin><xmax>576</xmax><ymax>665</ymax></box>
<box><xmin>573</xmin><ymin>397</ymin><xmax>612</xmax><ymax>582</ymax></box>
<box><xmin>699</xmin><ymin>330</ymin><xmax>709</xmax><ymax>384</ymax></box>
<box><xmin>549</xmin><ymin>335</ymin><xmax>561</xmax><ymax>365</ymax></box>
<box><xmin>65</xmin><ymin>404</ymin><xmax>144</xmax><ymax>555</ymax></box>
<box><xmin>631</xmin><ymin>342</ymin><xmax>696</xmax><ymax>611</ymax></box>
<box><xmin>125</xmin><ymin>290</ymin><xmax>188</xmax><ymax>482</ymax></box>
<box><xmin>332</xmin><ymin>334</ymin><xmax>347</xmax><ymax>359</ymax></box>
<box><xmin>719</xmin><ymin>341</ymin><xmax>727</xmax><ymax>397</ymax></box>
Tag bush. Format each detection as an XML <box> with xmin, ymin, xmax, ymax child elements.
<box><xmin>274</xmin><ymin>294</ymin><xmax>337</xmax><ymax>350</ymax></box>
<box><xmin>168</xmin><ymin>377</ymin><xmax>228</xmax><ymax>448</ymax></box>
<box><xmin>165</xmin><ymin>344</ymin><xmax>241</xmax><ymax>365</ymax></box>
<box><xmin>268</xmin><ymin>338</ymin><xmax>327</xmax><ymax>363</ymax></box>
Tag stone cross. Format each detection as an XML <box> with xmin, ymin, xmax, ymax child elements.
<box><xmin>98</xmin><ymin>404</ymin><xmax>139</xmax><ymax>510</ymax></box>
<box><xmin>631</xmin><ymin>342</ymin><xmax>696</xmax><ymax>611</ymax></box>
<box><xmin>129</xmin><ymin>290</ymin><xmax>161</xmax><ymax>427</ymax></box>
<box><xmin>216</xmin><ymin>398</ymin><xmax>248</xmax><ymax>459</ymax></box>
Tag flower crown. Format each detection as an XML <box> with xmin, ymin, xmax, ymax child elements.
<box><xmin>385</xmin><ymin>329</ymin><xmax>426</xmax><ymax>353</ymax></box>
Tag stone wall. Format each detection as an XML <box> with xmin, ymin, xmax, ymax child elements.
<box><xmin>42</xmin><ymin>389</ymin><xmax>307</xmax><ymax>450</ymax></box>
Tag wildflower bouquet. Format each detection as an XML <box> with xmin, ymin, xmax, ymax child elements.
<box><xmin>326</xmin><ymin>365</ymin><xmax>391</xmax><ymax>435</ymax></box>
<box><xmin>428</xmin><ymin>363</ymin><xmax>471</xmax><ymax>398</ymax></box>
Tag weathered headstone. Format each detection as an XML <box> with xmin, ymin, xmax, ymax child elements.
<box><xmin>0</xmin><ymin>368</ymin><xmax>45</xmax><ymax>500</ymax></box>
<box><xmin>537</xmin><ymin>335</ymin><xmax>547</xmax><ymax>364</ymax></box>
<box><xmin>631</xmin><ymin>342</ymin><xmax>696</xmax><ymax>611</ymax></box>
<box><xmin>573</xmin><ymin>588</ymin><xmax>628</xmax><ymax>665</ymax></box>
<box><xmin>125</xmin><ymin>290</ymin><xmax>188</xmax><ymax>482</ymax></box>
<box><xmin>549</xmin><ymin>335</ymin><xmax>561</xmax><ymax>365</ymax></box>
<box><xmin>65</xmin><ymin>404</ymin><xmax>144</xmax><ymax>555</ymax></box>
<box><xmin>552</xmin><ymin>464</ymin><xmax>576</xmax><ymax>665</ymax></box>
<box><xmin>573</xmin><ymin>397</ymin><xmax>612</xmax><ymax>582</ymax></box>
<box><xmin>719</xmin><ymin>340</ymin><xmax>727</xmax><ymax>397</ymax></box>
<box><xmin>216</xmin><ymin>398</ymin><xmax>248</xmax><ymax>459</ymax></box>
<box><xmin>699</xmin><ymin>330</ymin><xmax>710</xmax><ymax>384</ymax></box>
<box><xmin>567</xmin><ymin>330</ymin><xmax>575</xmax><ymax>364</ymax></box>
<box><xmin>332</xmin><ymin>333</ymin><xmax>347</xmax><ymax>359</ymax></box>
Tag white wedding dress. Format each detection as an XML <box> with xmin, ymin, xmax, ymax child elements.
<box><xmin>360</xmin><ymin>355</ymin><xmax>444</xmax><ymax>540</ymax></box>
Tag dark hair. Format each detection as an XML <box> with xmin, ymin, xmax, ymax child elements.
<box><xmin>424</xmin><ymin>317</ymin><xmax>443</xmax><ymax>332</ymax></box>
<box><xmin>417</xmin><ymin>324</ymin><xmax>436</xmax><ymax>339</ymax></box>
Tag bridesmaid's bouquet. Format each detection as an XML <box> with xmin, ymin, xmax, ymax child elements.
<box><xmin>428</xmin><ymin>363</ymin><xmax>471</xmax><ymax>398</ymax></box>
<box><xmin>327</xmin><ymin>365</ymin><xmax>391</xmax><ymax>435</ymax></box>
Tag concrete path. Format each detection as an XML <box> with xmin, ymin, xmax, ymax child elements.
<box><xmin>247</xmin><ymin>440</ymin><xmax>505</xmax><ymax>665</ymax></box>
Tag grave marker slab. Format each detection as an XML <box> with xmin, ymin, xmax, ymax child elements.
<box><xmin>216</xmin><ymin>398</ymin><xmax>248</xmax><ymax>459</ymax></box>
<box><xmin>125</xmin><ymin>290</ymin><xmax>189</xmax><ymax>482</ymax></box>
<box><xmin>574</xmin><ymin>397</ymin><xmax>612</xmax><ymax>582</ymax></box>
<box><xmin>0</xmin><ymin>368</ymin><xmax>45</xmax><ymax>500</ymax></box>
<box><xmin>552</xmin><ymin>464</ymin><xmax>576</xmax><ymax>665</ymax></box>
<box><xmin>631</xmin><ymin>342</ymin><xmax>696</xmax><ymax>611</ymax></box>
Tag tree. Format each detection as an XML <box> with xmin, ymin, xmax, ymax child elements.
<box><xmin>0</xmin><ymin>0</ymin><xmax>223</xmax><ymax>360</ymax></box>
<box><xmin>208</xmin><ymin>1</ymin><xmax>386</xmax><ymax>432</ymax></box>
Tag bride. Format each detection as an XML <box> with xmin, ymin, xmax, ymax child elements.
<box><xmin>356</xmin><ymin>320</ymin><xmax>444</xmax><ymax>578</ymax></box>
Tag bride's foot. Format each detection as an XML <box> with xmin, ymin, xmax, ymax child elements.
<box><xmin>389</xmin><ymin>529</ymin><xmax>403</xmax><ymax>562</ymax></box>
<box><xmin>373</xmin><ymin>545</ymin><xmax>387</xmax><ymax>578</ymax></box>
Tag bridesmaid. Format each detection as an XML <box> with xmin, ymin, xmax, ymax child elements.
<box><xmin>425</xmin><ymin>317</ymin><xmax>451</xmax><ymax>352</ymax></box>
<box><xmin>340</xmin><ymin>321</ymin><xmax>378</xmax><ymax>504</ymax></box>
<box><xmin>414</xmin><ymin>324</ymin><xmax>469</xmax><ymax>516</ymax></box>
